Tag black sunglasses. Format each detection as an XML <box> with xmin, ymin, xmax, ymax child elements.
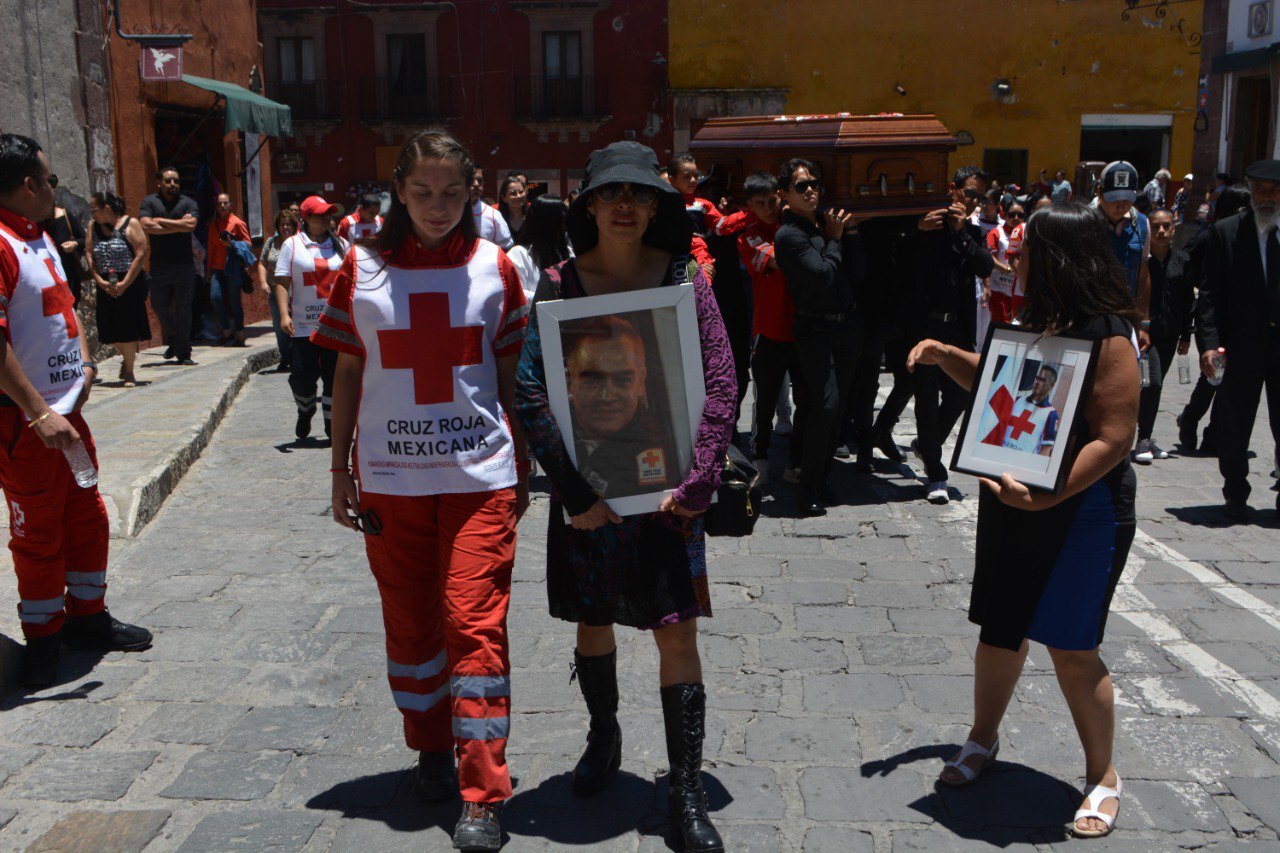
<box><xmin>594</xmin><ymin>183</ymin><xmax>658</xmax><ymax>205</ymax></box>
<box><xmin>33</xmin><ymin>173</ymin><xmax>58</xmax><ymax>189</ymax></box>
<box><xmin>1006</xmin><ymin>211</ymin><xmax>1025</xmax><ymax>220</ymax></box>
<box><xmin>962</xmin><ymin>187</ymin><xmax>984</xmax><ymax>200</ymax></box>
<box><xmin>793</xmin><ymin>179</ymin><xmax>822</xmax><ymax>194</ymax></box>
<box><xmin>353</xmin><ymin>508</ymin><xmax>382</xmax><ymax>536</ymax></box>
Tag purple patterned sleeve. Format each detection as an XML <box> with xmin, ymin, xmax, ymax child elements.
<box><xmin>672</xmin><ymin>269</ymin><xmax>737</xmax><ymax>511</ymax></box>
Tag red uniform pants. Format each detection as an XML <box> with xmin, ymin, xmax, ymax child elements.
<box><xmin>0</xmin><ymin>409</ymin><xmax>109</xmax><ymax>639</ymax></box>
<box><xmin>362</xmin><ymin>487</ymin><xmax>516</xmax><ymax>804</ymax></box>
<box><xmin>989</xmin><ymin>292</ymin><xmax>1025</xmax><ymax>325</ymax></box>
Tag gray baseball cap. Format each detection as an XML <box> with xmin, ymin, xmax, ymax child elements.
<box><xmin>1098</xmin><ymin>161</ymin><xmax>1139</xmax><ymax>203</ymax></box>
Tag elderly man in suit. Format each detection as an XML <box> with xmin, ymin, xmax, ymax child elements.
<box><xmin>1195</xmin><ymin>159</ymin><xmax>1280</xmax><ymax>521</ymax></box>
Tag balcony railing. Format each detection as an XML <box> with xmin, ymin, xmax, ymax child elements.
<box><xmin>266</xmin><ymin>79</ymin><xmax>341</xmax><ymax>122</ymax></box>
<box><xmin>358</xmin><ymin>77</ymin><xmax>458</xmax><ymax>124</ymax></box>
<box><xmin>513</xmin><ymin>75</ymin><xmax>610</xmax><ymax>121</ymax></box>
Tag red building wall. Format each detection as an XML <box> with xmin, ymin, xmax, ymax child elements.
<box><xmin>107</xmin><ymin>0</ymin><xmax>275</xmax><ymax>334</ymax></box>
<box><xmin>260</xmin><ymin>0</ymin><xmax>671</xmax><ymax>212</ymax></box>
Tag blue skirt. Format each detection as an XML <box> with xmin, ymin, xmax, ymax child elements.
<box><xmin>1024</xmin><ymin>482</ymin><xmax>1123</xmax><ymax>650</ymax></box>
<box><xmin>970</xmin><ymin>462</ymin><xmax>1136</xmax><ymax>651</ymax></box>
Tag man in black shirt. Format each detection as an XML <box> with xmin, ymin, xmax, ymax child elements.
<box><xmin>139</xmin><ymin>166</ymin><xmax>199</xmax><ymax>364</ymax></box>
<box><xmin>910</xmin><ymin>166</ymin><xmax>995</xmax><ymax>503</ymax></box>
<box><xmin>774</xmin><ymin>158</ymin><xmax>864</xmax><ymax>515</ymax></box>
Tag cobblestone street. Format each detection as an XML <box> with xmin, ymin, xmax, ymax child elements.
<box><xmin>1</xmin><ymin>360</ymin><xmax>1279</xmax><ymax>851</ymax></box>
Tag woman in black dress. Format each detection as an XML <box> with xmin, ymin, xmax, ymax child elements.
<box><xmin>515</xmin><ymin>142</ymin><xmax>737</xmax><ymax>853</ymax></box>
<box><xmin>908</xmin><ymin>203</ymin><xmax>1141</xmax><ymax>839</ymax></box>
<box><xmin>87</xmin><ymin>192</ymin><xmax>151</xmax><ymax>386</ymax></box>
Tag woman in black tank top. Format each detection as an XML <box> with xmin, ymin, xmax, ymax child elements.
<box><xmin>908</xmin><ymin>203</ymin><xmax>1142</xmax><ymax>838</ymax></box>
<box><xmin>87</xmin><ymin>192</ymin><xmax>151</xmax><ymax>386</ymax></box>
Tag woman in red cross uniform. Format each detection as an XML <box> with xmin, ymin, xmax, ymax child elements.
<box><xmin>312</xmin><ymin>130</ymin><xmax>530</xmax><ymax>853</ymax></box>
<box><xmin>274</xmin><ymin>195</ymin><xmax>349</xmax><ymax>440</ymax></box>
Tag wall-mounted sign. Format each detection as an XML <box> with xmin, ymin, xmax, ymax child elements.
<box><xmin>1194</xmin><ymin>111</ymin><xmax>1209</xmax><ymax>132</ymax></box>
<box><xmin>139</xmin><ymin>45</ymin><xmax>183</xmax><ymax>82</ymax></box>
<box><xmin>955</xmin><ymin>130</ymin><xmax>975</xmax><ymax>146</ymax></box>
<box><xmin>275</xmin><ymin>151</ymin><xmax>308</xmax><ymax>176</ymax></box>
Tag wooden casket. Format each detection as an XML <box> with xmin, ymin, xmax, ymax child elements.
<box><xmin>689</xmin><ymin>113</ymin><xmax>958</xmax><ymax>217</ymax></box>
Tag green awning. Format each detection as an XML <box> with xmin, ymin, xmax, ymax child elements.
<box><xmin>181</xmin><ymin>74</ymin><xmax>293</xmax><ymax>138</ymax></box>
<box><xmin>1210</xmin><ymin>44</ymin><xmax>1278</xmax><ymax>75</ymax></box>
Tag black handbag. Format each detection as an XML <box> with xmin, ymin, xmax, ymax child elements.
<box><xmin>704</xmin><ymin>444</ymin><xmax>762</xmax><ymax>537</ymax></box>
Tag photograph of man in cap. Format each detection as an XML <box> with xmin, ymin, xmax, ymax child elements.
<box><xmin>1195</xmin><ymin>158</ymin><xmax>1280</xmax><ymax>522</ymax></box>
<box><xmin>562</xmin><ymin>314</ymin><xmax>680</xmax><ymax>500</ymax></box>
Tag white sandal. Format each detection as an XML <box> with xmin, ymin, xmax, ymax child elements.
<box><xmin>938</xmin><ymin>736</ymin><xmax>999</xmax><ymax>787</ymax></box>
<box><xmin>1071</xmin><ymin>775</ymin><xmax>1122</xmax><ymax>838</ymax></box>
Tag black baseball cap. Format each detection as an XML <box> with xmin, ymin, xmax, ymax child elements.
<box><xmin>1098</xmin><ymin>161</ymin><xmax>1139</xmax><ymax>203</ymax></box>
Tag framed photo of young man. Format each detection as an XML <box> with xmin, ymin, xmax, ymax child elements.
<box><xmin>951</xmin><ymin>324</ymin><xmax>1101</xmax><ymax>493</ymax></box>
<box><xmin>537</xmin><ymin>284</ymin><xmax>705</xmax><ymax>516</ymax></box>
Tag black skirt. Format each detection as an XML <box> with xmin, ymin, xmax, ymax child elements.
<box><xmin>96</xmin><ymin>276</ymin><xmax>152</xmax><ymax>344</ymax></box>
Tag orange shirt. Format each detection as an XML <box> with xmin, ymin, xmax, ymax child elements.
<box><xmin>207</xmin><ymin>213</ymin><xmax>251</xmax><ymax>273</ymax></box>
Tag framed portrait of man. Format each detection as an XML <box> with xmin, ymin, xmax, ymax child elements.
<box><xmin>951</xmin><ymin>324</ymin><xmax>1102</xmax><ymax>493</ymax></box>
<box><xmin>537</xmin><ymin>285</ymin><xmax>706</xmax><ymax>516</ymax></box>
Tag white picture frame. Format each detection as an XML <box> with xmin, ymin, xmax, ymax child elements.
<box><xmin>951</xmin><ymin>324</ymin><xmax>1102</xmax><ymax>493</ymax></box>
<box><xmin>537</xmin><ymin>284</ymin><xmax>706</xmax><ymax>516</ymax></box>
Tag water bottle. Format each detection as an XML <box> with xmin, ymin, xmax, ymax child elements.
<box><xmin>62</xmin><ymin>439</ymin><xmax>98</xmax><ymax>489</ymax></box>
<box><xmin>1138</xmin><ymin>351</ymin><xmax>1151</xmax><ymax>388</ymax></box>
<box><xmin>1208</xmin><ymin>348</ymin><xmax>1226</xmax><ymax>387</ymax></box>
<box><xmin>1177</xmin><ymin>353</ymin><xmax>1192</xmax><ymax>385</ymax></box>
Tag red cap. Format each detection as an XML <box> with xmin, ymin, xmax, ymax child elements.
<box><xmin>300</xmin><ymin>195</ymin><xmax>342</xmax><ymax>218</ymax></box>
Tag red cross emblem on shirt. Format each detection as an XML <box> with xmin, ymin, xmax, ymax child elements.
<box><xmin>302</xmin><ymin>257</ymin><xmax>336</xmax><ymax>300</ymax></box>
<box><xmin>642</xmin><ymin>450</ymin><xmax>662</xmax><ymax>468</ymax></box>
<box><xmin>377</xmin><ymin>292</ymin><xmax>483</xmax><ymax>405</ymax></box>
<box><xmin>41</xmin><ymin>258</ymin><xmax>79</xmax><ymax>339</ymax></box>
<box><xmin>1006</xmin><ymin>406</ymin><xmax>1038</xmax><ymax>441</ymax></box>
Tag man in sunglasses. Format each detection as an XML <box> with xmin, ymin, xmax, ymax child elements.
<box><xmin>773</xmin><ymin>158</ymin><xmax>865</xmax><ymax>516</ymax></box>
<box><xmin>139</xmin><ymin>165</ymin><xmax>199</xmax><ymax>365</ymax></box>
<box><xmin>0</xmin><ymin>134</ymin><xmax>152</xmax><ymax>686</ymax></box>
<box><xmin>910</xmin><ymin>165</ymin><xmax>995</xmax><ymax>504</ymax></box>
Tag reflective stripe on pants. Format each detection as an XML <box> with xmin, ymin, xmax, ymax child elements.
<box><xmin>363</xmin><ymin>487</ymin><xmax>516</xmax><ymax>804</ymax></box>
<box><xmin>0</xmin><ymin>410</ymin><xmax>109</xmax><ymax>639</ymax></box>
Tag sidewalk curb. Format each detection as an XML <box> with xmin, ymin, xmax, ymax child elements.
<box><xmin>111</xmin><ymin>346</ymin><xmax>280</xmax><ymax>538</ymax></box>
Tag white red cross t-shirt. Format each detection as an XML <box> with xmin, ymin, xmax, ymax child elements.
<box><xmin>0</xmin><ymin>209</ymin><xmax>86</xmax><ymax>416</ymax></box>
<box><xmin>986</xmin><ymin>225</ymin><xmax>1021</xmax><ymax>297</ymax></box>
<box><xmin>311</xmin><ymin>231</ymin><xmax>529</xmax><ymax>496</ymax></box>
<box><xmin>1001</xmin><ymin>396</ymin><xmax>1059</xmax><ymax>454</ymax></box>
<box><xmin>275</xmin><ymin>231</ymin><xmax>347</xmax><ymax>338</ymax></box>
<box><xmin>337</xmin><ymin>213</ymin><xmax>383</xmax><ymax>242</ymax></box>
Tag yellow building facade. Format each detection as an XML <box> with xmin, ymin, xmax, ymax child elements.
<box><xmin>668</xmin><ymin>0</ymin><xmax>1205</xmax><ymax>186</ymax></box>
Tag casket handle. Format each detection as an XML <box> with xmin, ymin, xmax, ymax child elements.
<box><xmin>878</xmin><ymin>173</ymin><xmax>888</xmax><ymax>196</ymax></box>
<box><xmin>907</xmin><ymin>172</ymin><xmax>916</xmax><ymax>195</ymax></box>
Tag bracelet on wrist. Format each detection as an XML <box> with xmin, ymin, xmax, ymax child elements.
<box><xmin>329</xmin><ymin>466</ymin><xmax>350</xmax><ymax>473</ymax></box>
<box><xmin>82</xmin><ymin>361</ymin><xmax>97</xmax><ymax>373</ymax></box>
<box><xmin>27</xmin><ymin>411</ymin><xmax>52</xmax><ymax>429</ymax></box>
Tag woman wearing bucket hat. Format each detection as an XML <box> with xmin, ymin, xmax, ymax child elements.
<box><xmin>515</xmin><ymin>141</ymin><xmax>736</xmax><ymax>853</ymax></box>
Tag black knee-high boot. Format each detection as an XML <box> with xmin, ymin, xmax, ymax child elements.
<box><xmin>571</xmin><ymin>649</ymin><xmax>622</xmax><ymax>795</ymax></box>
<box><xmin>661</xmin><ymin>683</ymin><xmax>724</xmax><ymax>852</ymax></box>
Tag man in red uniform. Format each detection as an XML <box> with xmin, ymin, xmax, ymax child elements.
<box><xmin>738</xmin><ymin>172</ymin><xmax>809</xmax><ymax>485</ymax></box>
<box><xmin>336</xmin><ymin>193</ymin><xmax>384</xmax><ymax>242</ymax></box>
<box><xmin>0</xmin><ymin>134</ymin><xmax>151</xmax><ymax>687</ymax></box>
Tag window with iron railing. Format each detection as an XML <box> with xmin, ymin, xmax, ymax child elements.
<box><xmin>513</xmin><ymin>75</ymin><xmax>609</xmax><ymax>120</ymax></box>
<box><xmin>358</xmin><ymin>77</ymin><xmax>458</xmax><ymax>123</ymax></box>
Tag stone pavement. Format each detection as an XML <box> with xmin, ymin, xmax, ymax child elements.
<box><xmin>0</xmin><ymin>354</ymin><xmax>1278</xmax><ymax>851</ymax></box>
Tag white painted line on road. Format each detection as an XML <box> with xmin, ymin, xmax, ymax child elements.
<box><xmin>1133</xmin><ymin>530</ymin><xmax>1280</xmax><ymax>635</ymax></box>
<box><xmin>1114</xmin><ymin>575</ymin><xmax>1280</xmax><ymax>722</ymax></box>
